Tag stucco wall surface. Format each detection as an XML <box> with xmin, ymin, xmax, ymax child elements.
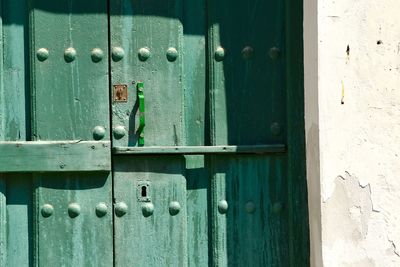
<box><xmin>305</xmin><ymin>0</ymin><xmax>400</xmax><ymax>266</ymax></box>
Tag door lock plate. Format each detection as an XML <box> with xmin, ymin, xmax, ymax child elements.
<box><xmin>137</xmin><ymin>181</ymin><xmax>151</xmax><ymax>202</ymax></box>
<box><xmin>113</xmin><ymin>84</ymin><xmax>128</xmax><ymax>102</ymax></box>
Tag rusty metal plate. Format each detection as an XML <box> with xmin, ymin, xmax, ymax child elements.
<box><xmin>113</xmin><ymin>84</ymin><xmax>128</xmax><ymax>102</ymax></box>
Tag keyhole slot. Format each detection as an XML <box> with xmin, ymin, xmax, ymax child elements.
<box><xmin>141</xmin><ymin>186</ymin><xmax>147</xmax><ymax>197</ymax></box>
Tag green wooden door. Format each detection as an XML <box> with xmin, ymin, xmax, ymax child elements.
<box><xmin>110</xmin><ymin>0</ymin><xmax>308</xmax><ymax>266</ymax></box>
<box><xmin>0</xmin><ymin>0</ymin><xmax>308</xmax><ymax>266</ymax></box>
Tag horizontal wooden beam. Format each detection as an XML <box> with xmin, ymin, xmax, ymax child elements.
<box><xmin>113</xmin><ymin>144</ymin><xmax>286</xmax><ymax>155</ymax></box>
<box><xmin>0</xmin><ymin>141</ymin><xmax>111</xmax><ymax>172</ymax></box>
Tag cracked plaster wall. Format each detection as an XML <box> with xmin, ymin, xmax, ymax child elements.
<box><xmin>304</xmin><ymin>0</ymin><xmax>400</xmax><ymax>266</ymax></box>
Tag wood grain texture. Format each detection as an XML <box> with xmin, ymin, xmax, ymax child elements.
<box><xmin>0</xmin><ymin>141</ymin><xmax>111</xmax><ymax>172</ymax></box>
<box><xmin>114</xmin><ymin>156</ymin><xmax>188</xmax><ymax>267</ymax></box>
<box><xmin>285</xmin><ymin>0</ymin><xmax>310</xmax><ymax>266</ymax></box>
<box><xmin>110</xmin><ymin>0</ymin><xmax>185</xmax><ymax>147</ymax></box>
<box><xmin>31</xmin><ymin>0</ymin><xmax>110</xmax><ymax>141</ymax></box>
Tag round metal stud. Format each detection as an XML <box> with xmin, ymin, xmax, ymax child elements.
<box><xmin>218</xmin><ymin>200</ymin><xmax>228</xmax><ymax>214</ymax></box>
<box><xmin>272</xmin><ymin>202</ymin><xmax>283</xmax><ymax>214</ymax></box>
<box><xmin>113</xmin><ymin>126</ymin><xmax>126</xmax><ymax>139</ymax></box>
<box><xmin>93</xmin><ymin>126</ymin><xmax>106</xmax><ymax>140</ymax></box>
<box><xmin>270</xmin><ymin>122</ymin><xmax>283</xmax><ymax>136</ymax></box>
<box><xmin>95</xmin><ymin>202</ymin><xmax>108</xmax><ymax>217</ymax></box>
<box><xmin>64</xmin><ymin>47</ymin><xmax>76</xmax><ymax>63</ymax></box>
<box><xmin>68</xmin><ymin>203</ymin><xmax>81</xmax><ymax>218</ymax></box>
<box><xmin>112</xmin><ymin>47</ymin><xmax>125</xmax><ymax>62</ymax></box>
<box><xmin>115</xmin><ymin>202</ymin><xmax>128</xmax><ymax>217</ymax></box>
<box><xmin>166</xmin><ymin>47</ymin><xmax>178</xmax><ymax>62</ymax></box>
<box><xmin>37</xmin><ymin>48</ymin><xmax>49</xmax><ymax>61</ymax></box>
<box><xmin>138</xmin><ymin>47</ymin><xmax>151</xmax><ymax>61</ymax></box>
<box><xmin>242</xmin><ymin>46</ymin><xmax>254</xmax><ymax>60</ymax></box>
<box><xmin>169</xmin><ymin>201</ymin><xmax>181</xmax><ymax>216</ymax></box>
<box><xmin>91</xmin><ymin>48</ymin><xmax>104</xmax><ymax>63</ymax></box>
<box><xmin>214</xmin><ymin>46</ymin><xmax>225</xmax><ymax>62</ymax></box>
<box><xmin>245</xmin><ymin>201</ymin><xmax>256</xmax><ymax>214</ymax></box>
<box><xmin>269</xmin><ymin>47</ymin><xmax>281</xmax><ymax>60</ymax></box>
<box><xmin>141</xmin><ymin>202</ymin><xmax>154</xmax><ymax>217</ymax></box>
<box><xmin>41</xmin><ymin>204</ymin><xmax>54</xmax><ymax>218</ymax></box>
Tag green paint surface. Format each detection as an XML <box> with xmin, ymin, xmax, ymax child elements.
<box><xmin>0</xmin><ymin>0</ymin><xmax>308</xmax><ymax>266</ymax></box>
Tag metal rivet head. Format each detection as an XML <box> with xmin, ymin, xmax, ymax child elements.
<box><xmin>41</xmin><ymin>204</ymin><xmax>54</xmax><ymax>218</ymax></box>
<box><xmin>169</xmin><ymin>201</ymin><xmax>181</xmax><ymax>216</ymax></box>
<box><xmin>115</xmin><ymin>202</ymin><xmax>128</xmax><ymax>217</ymax></box>
<box><xmin>270</xmin><ymin>122</ymin><xmax>283</xmax><ymax>136</ymax></box>
<box><xmin>141</xmin><ymin>202</ymin><xmax>154</xmax><ymax>217</ymax></box>
<box><xmin>242</xmin><ymin>46</ymin><xmax>254</xmax><ymax>60</ymax></box>
<box><xmin>166</xmin><ymin>47</ymin><xmax>178</xmax><ymax>62</ymax></box>
<box><xmin>68</xmin><ymin>203</ymin><xmax>81</xmax><ymax>218</ymax></box>
<box><xmin>269</xmin><ymin>47</ymin><xmax>281</xmax><ymax>59</ymax></box>
<box><xmin>138</xmin><ymin>47</ymin><xmax>151</xmax><ymax>61</ymax></box>
<box><xmin>112</xmin><ymin>47</ymin><xmax>125</xmax><ymax>61</ymax></box>
<box><xmin>113</xmin><ymin>126</ymin><xmax>126</xmax><ymax>139</ymax></box>
<box><xmin>272</xmin><ymin>202</ymin><xmax>283</xmax><ymax>213</ymax></box>
<box><xmin>95</xmin><ymin>202</ymin><xmax>108</xmax><ymax>217</ymax></box>
<box><xmin>245</xmin><ymin>201</ymin><xmax>256</xmax><ymax>214</ymax></box>
<box><xmin>91</xmin><ymin>48</ymin><xmax>104</xmax><ymax>63</ymax></box>
<box><xmin>64</xmin><ymin>47</ymin><xmax>76</xmax><ymax>62</ymax></box>
<box><xmin>37</xmin><ymin>48</ymin><xmax>49</xmax><ymax>61</ymax></box>
<box><xmin>214</xmin><ymin>47</ymin><xmax>225</xmax><ymax>61</ymax></box>
<box><xmin>218</xmin><ymin>200</ymin><xmax>228</xmax><ymax>214</ymax></box>
<box><xmin>93</xmin><ymin>126</ymin><xmax>106</xmax><ymax>140</ymax></box>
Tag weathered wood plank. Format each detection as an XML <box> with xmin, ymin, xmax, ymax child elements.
<box><xmin>0</xmin><ymin>141</ymin><xmax>111</xmax><ymax>172</ymax></box>
<box><xmin>113</xmin><ymin>144</ymin><xmax>286</xmax><ymax>155</ymax></box>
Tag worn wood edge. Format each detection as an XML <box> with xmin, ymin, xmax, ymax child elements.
<box><xmin>285</xmin><ymin>0</ymin><xmax>311</xmax><ymax>266</ymax></box>
<box><xmin>112</xmin><ymin>144</ymin><xmax>286</xmax><ymax>155</ymax></box>
<box><xmin>0</xmin><ymin>141</ymin><xmax>111</xmax><ymax>172</ymax></box>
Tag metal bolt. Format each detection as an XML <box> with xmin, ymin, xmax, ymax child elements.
<box><xmin>169</xmin><ymin>201</ymin><xmax>181</xmax><ymax>216</ymax></box>
<box><xmin>112</xmin><ymin>47</ymin><xmax>125</xmax><ymax>62</ymax></box>
<box><xmin>218</xmin><ymin>200</ymin><xmax>228</xmax><ymax>214</ymax></box>
<box><xmin>95</xmin><ymin>202</ymin><xmax>108</xmax><ymax>217</ymax></box>
<box><xmin>91</xmin><ymin>48</ymin><xmax>104</xmax><ymax>63</ymax></box>
<box><xmin>37</xmin><ymin>48</ymin><xmax>49</xmax><ymax>61</ymax></box>
<box><xmin>166</xmin><ymin>47</ymin><xmax>178</xmax><ymax>62</ymax></box>
<box><xmin>214</xmin><ymin>46</ymin><xmax>225</xmax><ymax>62</ymax></box>
<box><xmin>64</xmin><ymin>47</ymin><xmax>77</xmax><ymax>63</ymax></box>
<box><xmin>68</xmin><ymin>203</ymin><xmax>81</xmax><ymax>218</ymax></box>
<box><xmin>115</xmin><ymin>202</ymin><xmax>128</xmax><ymax>217</ymax></box>
<box><xmin>93</xmin><ymin>126</ymin><xmax>106</xmax><ymax>140</ymax></box>
<box><xmin>142</xmin><ymin>202</ymin><xmax>154</xmax><ymax>217</ymax></box>
<box><xmin>138</xmin><ymin>47</ymin><xmax>151</xmax><ymax>61</ymax></box>
<box><xmin>41</xmin><ymin>204</ymin><xmax>54</xmax><ymax>218</ymax></box>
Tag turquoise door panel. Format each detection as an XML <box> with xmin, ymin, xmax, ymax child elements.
<box><xmin>0</xmin><ymin>0</ymin><xmax>308</xmax><ymax>266</ymax></box>
<box><xmin>210</xmin><ymin>155</ymin><xmax>289</xmax><ymax>266</ymax></box>
<box><xmin>114</xmin><ymin>156</ymin><xmax>188</xmax><ymax>266</ymax></box>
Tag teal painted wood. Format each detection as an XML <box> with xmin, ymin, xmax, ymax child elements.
<box><xmin>183</xmin><ymin>0</ymin><xmax>206</xmax><ymax>146</ymax></box>
<box><xmin>113</xmin><ymin>144</ymin><xmax>286</xmax><ymax>155</ymax></box>
<box><xmin>6</xmin><ymin>175</ymin><xmax>33</xmax><ymax>266</ymax></box>
<box><xmin>29</xmin><ymin>1</ymin><xmax>113</xmax><ymax>266</ymax></box>
<box><xmin>285</xmin><ymin>0</ymin><xmax>310</xmax><ymax>265</ymax></box>
<box><xmin>31</xmin><ymin>1</ymin><xmax>110</xmax><ymax>141</ymax></box>
<box><xmin>0</xmin><ymin>141</ymin><xmax>111</xmax><ymax>172</ymax></box>
<box><xmin>0</xmin><ymin>0</ymin><xmax>30</xmax><ymax>141</ymax></box>
<box><xmin>0</xmin><ymin>1</ymin><xmax>35</xmax><ymax>265</ymax></box>
<box><xmin>185</xmin><ymin>155</ymin><xmax>210</xmax><ymax>267</ymax></box>
<box><xmin>110</xmin><ymin>0</ymin><xmax>185</xmax><ymax>147</ymax></box>
<box><xmin>208</xmin><ymin>0</ymin><xmax>286</xmax><ymax>146</ymax></box>
<box><xmin>35</xmin><ymin>173</ymin><xmax>112</xmax><ymax>266</ymax></box>
<box><xmin>210</xmin><ymin>155</ymin><xmax>288</xmax><ymax>266</ymax></box>
<box><xmin>114</xmin><ymin>156</ymin><xmax>188</xmax><ymax>266</ymax></box>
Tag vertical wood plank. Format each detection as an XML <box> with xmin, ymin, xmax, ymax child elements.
<box><xmin>29</xmin><ymin>1</ymin><xmax>113</xmax><ymax>266</ymax></box>
<box><xmin>208</xmin><ymin>0</ymin><xmax>286</xmax><ymax>146</ymax></box>
<box><xmin>183</xmin><ymin>0</ymin><xmax>206</xmax><ymax>146</ymax></box>
<box><xmin>285</xmin><ymin>0</ymin><xmax>310</xmax><ymax>266</ymax></box>
<box><xmin>114</xmin><ymin>156</ymin><xmax>188</xmax><ymax>267</ymax></box>
<box><xmin>110</xmin><ymin>0</ymin><xmax>185</xmax><ymax>147</ymax></box>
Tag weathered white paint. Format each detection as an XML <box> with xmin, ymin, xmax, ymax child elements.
<box><xmin>304</xmin><ymin>0</ymin><xmax>400</xmax><ymax>266</ymax></box>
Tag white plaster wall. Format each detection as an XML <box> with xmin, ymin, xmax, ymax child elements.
<box><xmin>305</xmin><ymin>0</ymin><xmax>400</xmax><ymax>266</ymax></box>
